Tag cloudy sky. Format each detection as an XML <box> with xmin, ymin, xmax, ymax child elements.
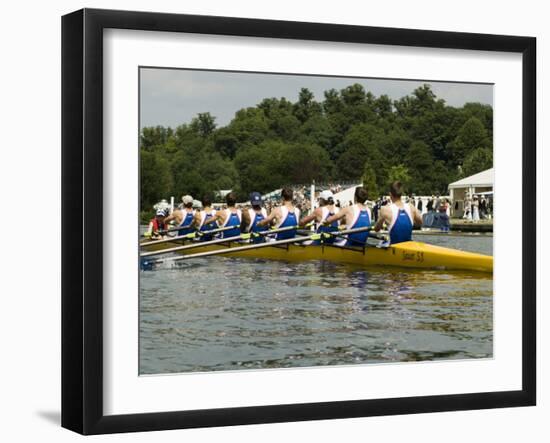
<box><xmin>140</xmin><ymin>67</ymin><xmax>493</xmax><ymax>129</ymax></box>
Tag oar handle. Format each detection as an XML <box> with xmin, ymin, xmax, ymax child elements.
<box><xmin>142</xmin><ymin>225</ymin><xmax>374</xmax><ymax>265</ymax></box>
<box><xmin>140</xmin><ymin>226</ymin><xmax>233</xmax><ymax>247</ymax></box>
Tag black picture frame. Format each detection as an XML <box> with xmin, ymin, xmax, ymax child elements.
<box><xmin>62</xmin><ymin>8</ymin><xmax>536</xmax><ymax>435</ymax></box>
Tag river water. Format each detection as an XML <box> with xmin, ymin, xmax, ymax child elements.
<box><xmin>139</xmin><ymin>233</ymin><xmax>493</xmax><ymax>374</ymax></box>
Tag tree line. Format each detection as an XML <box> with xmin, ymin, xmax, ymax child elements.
<box><xmin>140</xmin><ymin>83</ymin><xmax>493</xmax><ymax>212</ymax></box>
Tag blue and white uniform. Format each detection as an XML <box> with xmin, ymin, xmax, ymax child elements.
<box><xmin>315</xmin><ymin>206</ymin><xmax>339</xmax><ymax>245</ymax></box>
<box><xmin>177</xmin><ymin>209</ymin><xmax>195</xmax><ymax>236</ymax></box>
<box><xmin>198</xmin><ymin>209</ymin><xmax>217</xmax><ymax>241</ymax></box>
<box><xmin>247</xmin><ymin>208</ymin><xmax>268</xmax><ymax>243</ymax></box>
<box><xmin>345</xmin><ymin>204</ymin><xmax>371</xmax><ymax>247</ymax></box>
<box><xmin>388</xmin><ymin>203</ymin><xmax>413</xmax><ymax>244</ymax></box>
<box><xmin>274</xmin><ymin>206</ymin><xmax>300</xmax><ymax>240</ymax></box>
<box><xmin>220</xmin><ymin>208</ymin><xmax>242</xmax><ymax>239</ymax></box>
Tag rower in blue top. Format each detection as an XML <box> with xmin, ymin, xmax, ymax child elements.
<box><xmin>325</xmin><ymin>186</ymin><xmax>371</xmax><ymax>247</ymax></box>
<box><xmin>163</xmin><ymin>194</ymin><xmax>196</xmax><ymax>236</ymax></box>
<box><xmin>202</xmin><ymin>192</ymin><xmax>242</xmax><ymax>240</ymax></box>
<box><xmin>299</xmin><ymin>189</ymin><xmax>339</xmax><ymax>245</ymax></box>
<box><xmin>374</xmin><ymin>181</ymin><xmax>423</xmax><ymax>244</ymax></box>
<box><xmin>194</xmin><ymin>195</ymin><xmax>218</xmax><ymax>242</ymax></box>
<box><xmin>242</xmin><ymin>192</ymin><xmax>268</xmax><ymax>243</ymax></box>
<box><xmin>257</xmin><ymin>188</ymin><xmax>300</xmax><ymax>240</ymax></box>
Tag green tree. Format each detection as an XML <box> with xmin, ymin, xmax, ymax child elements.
<box><xmin>140</xmin><ymin>126</ymin><xmax>174</xmax><ymax>150</ymax></box>
<box><xmin>387</xmin><ymin>164</ymin><xmax>411</xmax><ymax>189</ymax></box>
<box><xmin>323</xmin><ymin>88</ymin><xmax>343</xmax><ymax>115</ymax></box>
<box><xmin>293</xmin><ymin>88</ymin><xmax>322</xmax><ymax>123</ymax></box>
<box><xmin>404</xmin><ymin>141</ymin><xmax>434</xmax><ymax>194</ymax></box>
<box><xmin>374</xmin><ymin>94</ymin><xmax>393</xmax><ymax>119</ymax></box>
<box><xmin>341</xmin><ymin>83</ymin><xmax>366</xmax><ymax>107</ymax></box>
<box><xmin>226</xmin><ymin>107</ymin><xmax>269</xmax><ymax>146</ymax></box>
<box><xmin>140</xmin><ymin>149</ymin><xmax>173</xmax><ymax>210</ymax></box>
<box><xmin>448</xmin><ymin>116</ymin><xmax>491</xmax><ymax>167</ymax></box>
<box><xmin>190</xmin><ymin>112</ymin><xmax>216</xmax><ymax>137</ymax></box>
<box><xmin>335</xmin><ymin>124</ymin><xmax>385</xmax><ymax>184</ymax></box>
<box><xmin>277</xmin><ymin>142</ymin><xmax>332</xmax><ymax>184</ymax></box>
<box><xmin>462</xmin><ymin>148</ymin><xmax>493</xmax><ymax>177</ymax></box>
<box><xmin>139</xmin><ymin>82</ymin><xmax>493</xmax><ymax>210</ymax></box>
<box><xmin>234</xmin><ymin>141</ymin><xmax>285</xmax><ymax>194</ymax></box>
<box><xmin>362</xmin><ymin>163</ymin><xmax>379</xmax><ymax>200</ymax></box>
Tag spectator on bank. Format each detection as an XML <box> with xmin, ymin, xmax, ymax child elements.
<box><xmin>438</xmin><ymin>199</ymin><xmax>450</xmax><ymax>232</ymax></box>
<box><xmin>426</xmin><ymin>198</ymin><xmax>433</xmax><ymax>212</ymax></box>
<box><xmin>463</xmin><ymin>197</ymin><xmax>472</xmax><ymax>220</ymax></box>
<box><xmin>434</xmin><ymin>195</ymin><xmax>441</xmax><ymax>212</ymax></box>
<box><xmin>472</xmin><ymin>196</ymin><xmax>480</xmax><ymax>222</ymax></box>
<box><xmin>480</xmin><ymin>197</ymin><xmax>487</xmax><ymax>219</ymax></box>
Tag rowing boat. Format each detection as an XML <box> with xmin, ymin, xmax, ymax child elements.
<box><xmin>141</xmin><ymin>239</ymin><xmax>493</xmax><ymax>273</ymax></box>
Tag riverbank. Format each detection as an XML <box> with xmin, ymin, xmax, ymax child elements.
<box><xmin>450</xmin><ymin>219</ymin><xmax>493</xmax><ymax>232</ymax></box>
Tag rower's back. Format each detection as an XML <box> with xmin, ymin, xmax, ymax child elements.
<box><xmin>274</xmin><ymin>188</ymin><xmax>300</xmax><ymax>240</ymax></box>
<box><xmin>178</xmin><ymin>198</ymin><xmax>196</xmax><ymax>236</ymax></box>
<box><xmin>316</xmin><ymin>197</ymin><xmax>339</xmax><ymax>244</ymax></box>
<box><xmin>386</xmin><ymin>181</ymin><xmax>414</xmax><ymax>244</ymax></box>
<box><xmin>344</xmin><ymin>187</ymin><xmax>371</xmax><ymax>247</ymax></box>
<box><xmin>247</xmin><ymin>205</ymin><xmax>268</xmax><ymax>244</ymax></box>
<box><xmin>198</xmin><ymin>196</ymin><xmax>218</xmax><ymax>241</ymax></box>
<box><xmin>220</xmin><ymin>192</ymin><xmax>242</xmax><ymax>238</ymax></box>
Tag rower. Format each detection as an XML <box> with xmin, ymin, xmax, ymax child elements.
<box><xmin>145</xmin><ymin>209</ymin><xmax>168</xmax><ymax>240</ymax></box>
<box><xmin>325</xmin><ymin>186</ymin><xmax>371</xmax><ymax>247</ymax></box>
<box><xmin>164</xmin><ymin>194</ymin><xmax>196</xmax><ymax>236</ymax></box>
<box><xmin>193</xmin><ymin>196</ymin><xmax>217</xmax><ymax>241</ymax></box>
<box><xmin>374</xmin><ymin>181</ymin><xmax>423</xmax><ymax>244</ymax></box>
<box><xmin>241</xmin><ymin>192</ymin><xmax>268</xmax><ymax>243</ymax></box>
<box><xmin>257</xmin><ymin>188</ymin><xmax>300</xmax><ymax>240</ymax></box>
<box><xmin>299</xmin><ymin>190</ymin><xmax>339</xmax><ymax>244</ymax></box>
<box><xmin>203</xmin><ymin>192</ymin><xmax>242</xmax><ymax>239</ymax></box>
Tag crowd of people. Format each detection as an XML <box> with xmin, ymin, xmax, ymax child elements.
<box><xmin>145</xmin><ymin>181</ymin><xmax>423</xmax><ymax>247</ymax></box>
<box><xmin>462</xmin><ymin>194</ymin><xmax>492</xmax><ymax>221</ymax></box>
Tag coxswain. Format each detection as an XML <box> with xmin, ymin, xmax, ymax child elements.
<box><xmin>241</xmin><ymin>192</ymin><xmax>268</xmax><ymax>243</ymax></box>
<box><xmin>325</xmin><ymin>186</ymin><xmax>371</xmax><ymax>246</ymax></box>
<box><xmin>257</xmin><ymin>188</ymin><xmax>300</xmax><ymax>240</ymax></box>
<box><xmin>193</xmin><ymin>196</ymin><xmax>218</xmax><ymax>241</ymax></box>
<box><xmin>145</xmin><ymin>209</ymin><xmax>168</xmax><ymax>240</ymax></box>
<box><xmin>374</xmin><ymin>181</ymin><xmax>423</xmax><ymax>244</ymax></box>
<box><xmin>299</xmin><ymin>190</ymin><xmax>339</xmax><ymax>244</ymax></box>
<box><xmin>164</xmin><ymin>194</ymin><xmax>196</xmax><ymax>236</ymax></box>
<box><xmin>203</xmin><ymin>192</ymin><xmax>242</xmax><ymax>239</ymax></box>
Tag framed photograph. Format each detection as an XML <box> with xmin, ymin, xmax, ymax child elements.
<box><xmin>61</xmin><ymin>8</ymin><xmax>536</xmax><ymax>435</ymax></box>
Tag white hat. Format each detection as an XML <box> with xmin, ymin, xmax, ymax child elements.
<box><xmin>319</xmin><ymin>190</ymin><xmax>334</xmax><ymax>200</ymax></box>
<box><xmin>181</xmin><ymin>195</ymin><xmax>193</xmax><ymax>204</ymax></box>
<box><xmin>192</xmin><ymin>199</ymin><xmax>202</xmax><ymax>209</ymax></box>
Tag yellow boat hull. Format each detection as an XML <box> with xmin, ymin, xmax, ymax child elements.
<box><xmin>142</xmin><ymin>240</ymin><xmax>493</xmax><ymax>273</ymax></box>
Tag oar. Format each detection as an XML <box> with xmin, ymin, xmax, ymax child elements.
<box><xmin>141</xmin><ymin>223</ymin><xmax>194</xmax><ymax>238</ymax></box>
<box><xmin>153</xmin><ymin>226</ymin><xmax>372</xmax><ymax>264</ymax></box>
<box><xmin>140</xmin><ymin>225</ymin><xmax>300</xmax><ymax>258</ymax></box>
<box><xmin>140</xmin><ymin>226</ymin><xmax>232</xmax><ymax>247</ymax></box>
<box><xmin>411</xmin><ymin>230</ymin><xmax>492</xmax><ymax>237</ymax></box>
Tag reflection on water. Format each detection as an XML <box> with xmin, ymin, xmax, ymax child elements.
<box><xmin>139</xmin><ymin>234</ymin><xmax>493</xmax><ymax>374</ymax></box>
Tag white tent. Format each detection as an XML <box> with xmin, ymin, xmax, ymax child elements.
<box><xmin>448</xmin><ymin>168</ymin><xmax>494</xmax><ymax>191</ymax></box>
<box><xmin>448</xmin><ymin>168</ymin><xmax>494</xmax><ymax>217</ymax></box>
<box><xmin>332</xmin><ymin>185</ymin><xmax>360</xmax><ymax>207</ymax></box>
